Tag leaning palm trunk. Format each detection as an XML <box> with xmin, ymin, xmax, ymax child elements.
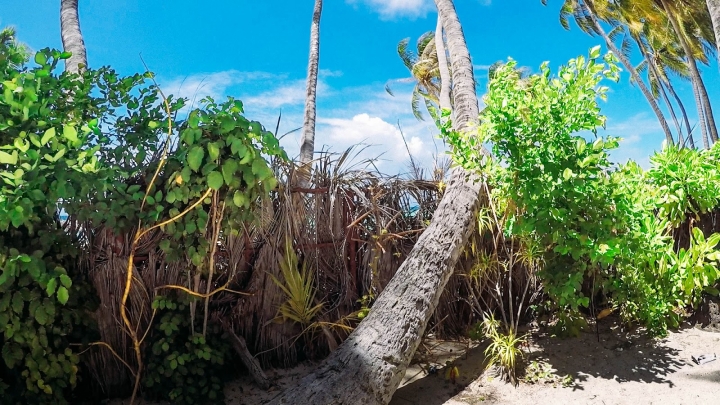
<box><xmin>660</xmin><ymin>0</ymin><xmax>718</xmax><ymax>145</ymax></box>
<box><xmin>60</xmin><ymin>0</ymin><xmax>87</xmax><ymax>74</ymax></box>
<box><xmin>707</xmin><ymin>0</ymin><xmax>720</xmax><ymax>65</ymax></box>
<box><xmin>298</xmin><ymin>0</ymin><xmax>322</xmax><ymax>182</ymax></box>
<box><xmin>435</xmin><ymin>13</ymin><xmax>453</xmax><ymax>114</ymax></box>
<box><xmin>584</xmin><ymin>0</ymin><xmax>675</xmax><ymax>145</ymax></box>
<box><xmin>267</xmin><ymin>0</ymin><xmax>485</xmax><ymax>403</ymax></box>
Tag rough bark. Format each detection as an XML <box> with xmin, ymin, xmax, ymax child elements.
<box><xmin>707</xmin><ymin>0</ymin><xmax>720</xmax><ymax>66</ymax></box>
<box><xmin>265</xmin><ymin>1</ymin><xmax>485</xmax><ymax>404</ymax></box>
<box><xmin>435</xmin><ymin>14</ymin><xmax>453</xmax><ymax>114</ymax></box>
<box><xmin>585</xmin><ymin>0</ymin><xmax>675</xmax><ymax>145</ymax></box>
<box><xmin>660</xmin><ymin>0</ymin><xmax>718</xmax><ymax>146</ymax></box>
<box><xmin>222</xmin><ymin>322</ymin><xmax>272</xmax><ymax>390</ymax></box>
<box><xmin>298</xmin><ymin>0</ymin><xmax>322</xmax><ymax>170</ymax></box>
<box><xmin>60</xmin><ymin>0</ymin><xmax>87</xmax><ymax>74</ymax></box>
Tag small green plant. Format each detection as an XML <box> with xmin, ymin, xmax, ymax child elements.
<box><xmin>270</xmin><ymin>237</ymin><xmax>323</xmax><ymax>326</ymax></box>
<box><xmin>523</xmin><ymin>361</ymin><xmax>574</xmax><ymax>388</ymax></box>
<box><xmin>480</xmin><ymin>314</ymin><xmax>526</xmax><ymax>385</ymax></box>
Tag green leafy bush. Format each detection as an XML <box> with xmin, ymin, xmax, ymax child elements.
<box><xmin>143</xmin><ymin>296</ymin><xmax>232</xmax><ymax>405</ymax></box>
<box><xmin>0</xmin><ymin>30</ymin><xmax>286</xmax><ymax>402</ymax></box>
<box><xmin>445</xmin><ymin>46</ymin><xmax>720</xmax><ymax>337</ymax></box>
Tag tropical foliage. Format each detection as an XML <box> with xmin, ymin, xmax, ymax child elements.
<box><xmin>446</xmin><ymin>46</ymin><xmax>720</xmax><ymax>338</ymax></box>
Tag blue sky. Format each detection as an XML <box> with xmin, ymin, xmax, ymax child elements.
<box><xmin>2</xmin><ymin>0</ymin><xmax>719</xmax><ymax>174</ymax></box>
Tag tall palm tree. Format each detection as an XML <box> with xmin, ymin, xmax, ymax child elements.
<box><xmin>298</xmin><ymin>0</ymin><xmax>322</xmax><ymax>172</ymax></box>
<box><xmin>435</xmin><ymin>14</ymin><xmax>453</xmax><ymax>113</ymax></box>
<box><xmin>709</xmin><ymin>0</ymin><xmax>720</xmax><ymax>63</ymax></box>
<box><xmin>547</xmin><ymin>0</ymin><xmax>675</xmax><ymax>145</ymax></box>
<box><xmin>619</xmin><ymin>0</ymin><xmax>717</xmax><ymax>145</ymax></box>
<box><xmin>60</xmin><ymin>0</ymin><xmax>87</xmax><ymax>74</ymax></box>
<box><xmin>267</xmin><ymin>1</ymin><xmax>486</xmax><ymax>404</ymax></box>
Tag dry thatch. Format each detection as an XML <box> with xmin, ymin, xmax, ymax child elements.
<box><xmin>72</xmin><ymin>144</ymin><xmax>538</xmax><ymax>394</ymax></box>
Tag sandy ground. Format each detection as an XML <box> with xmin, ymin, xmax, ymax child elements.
<box><xmin>109</xmin><ymin>318</ymin><xmax>720</xmax><ymax>405</ymax></box>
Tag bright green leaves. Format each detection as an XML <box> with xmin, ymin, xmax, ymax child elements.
<box><xmin>187</xmin><ymin>146</ymin><xmax>205</xmax><ymax>172</ymax></box>
<box><xmin>207</xmin><ymin>172</ymin><xmax>224</xmax><ymax>191</ymax></box>
<box><xmin>56</xmin><ymin>287</ymin><xmax>69</xmax><ymax>305</ymax></box>
<box><xmin>62</xmin><ymin>125</ymin><xmax>78</xmax><ymax>144</ymax></box>
<box><xmin>0</xmin><ymin>150</ymin><xmax>18</xmax><ymax>164</ymax></box>
<box><xmin>207</xmin><ymin>142</ymin><xmax>221</xmax><ymax>161</ymax></box>
<box><xmin>221</xmin><ymin>159</ymin><xmax>238</xmax><ymax>185</ymax></box>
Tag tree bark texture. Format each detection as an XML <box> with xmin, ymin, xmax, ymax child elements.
<box><xmin>264</xmin><ymin>1</ymin><xmax>485</xmax><ymax>404</ymax></box>
<box><xmin>60</xmin><ymin>0</ymin><xmax>87</xmax><ymax>74</ymax></box>
<box><xmin>706</xmin><ymin>0</ymin><xmax>720</xmax><ymax>67</ymax></box>
<box><xmin>299</xmin><ymin>0</ymin><xmax>323</xmax><ymax>168</ymax></box>
<box><xmin>436</xmin><ymin>14</ymin><xmax>453</xmax><ymax>114</ymax></box>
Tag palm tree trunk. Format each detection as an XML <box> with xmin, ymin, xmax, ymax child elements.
<box><xmin>636</xmin><ymin>41</ymin><xmax>684</xmax><ymax>144</ymax></box>
<box><xmin>665</xmin><ymin>75</ymin><xmax>695</xmax><ymax>148</ymax></box>
<box><xmin>584</xmin><ymin>0</ymin><xmax>675</xmax><ymax>145</ymax></box>
<box><xmin>299</xmin><ymin>0</ymin><xmax>322</xmax><ymax>171</ymax></box>
<box><xmin>435</xmin><ymin>14</ymin><xmax>453</xmax><ymax>114</ymax></box>
<box><xmin>693</xmin><ymin>79</ymin><xmax>711</xmax><ymax>148</ymax></box>
<box><xmin>60</xmin><ymin>0</ymin><xmax>87</xmax><ymax>74</ymax></box>
<box><xmin>267</xmin><ymin>1</ymin><xmax>485</xmax><ymax>403</ymax></box>
<box><xmin>660</xmin><ymin>0</ymin><xmax>718</xmax><ymax>145</ymax></box>
<box><xmin>707</xmin><ymin>0</ymin><xmax>720</xmax><ymax>65</ymax></box>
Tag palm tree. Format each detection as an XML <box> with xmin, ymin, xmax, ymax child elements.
<box><xmin>548</xmin><ymin>0</ymin><xmax>675</xmax><ymax>145</ymax></box>
<box><xmin>0</xmin><ymin>27</ymin><xmax>31</xmax><ymax>69</ymax></box>
<box><xmin>298</xmin><ymin>0</ymin><xmax>322</xmax><ymax>172</ymax></box>
<box><xmin>267</xmin><ymin>1</ymin><xmax>486</xmax><ymax>403</ymax></box>
<box><xmin>435</xmin><ymin>13</ymin><xmax>453</xmax><ymax>113</ymax></box>
<box><xmin>618</xmin><ymin>0</ymin><xmax>717</xmax><ymax>145</ymax></box>
<box><xmin>387</xmin><ymin>32</ymin><xmax>442</xmax><ymax>120</ymax></box>
<box><xmin>709</xmin><ymin>0</ymin><xmax>720</xmax><ymax>63</ymax></box>
<box><xmin>656</xmin><ymin>0</ymin><xmax>719</xmax><ymax>144</ymax></box>
<box><xmin>60</xmin><ymin>0</ymin><xmax>87</xmax><ymax>74</ymax></box>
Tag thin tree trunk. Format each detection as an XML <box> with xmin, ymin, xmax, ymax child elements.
<box><xmin>693</xmin><ymin>79</ymin><xmax>711</xmax><ymax>148</ymax></box>
<box><xmin>436</xmin><ymin>14</ymin><xmax>453</xmax><ymax>114</ymax></box>
<box><xmin>60</xmin><ymin>0</ymin><xmax>87</xmax><ymax>74</ymax></box>
<box><xmin>637</xmin><ymin>42</ymin><xmax>684</xmax><ymax>144</ymax></box>
<box><xmin>707</xmin><ymin>0</ymin><xmax>720</xmax><ymax>65</ymax></box>
<box><xmin>298</xmin><ymin>0</ymin><xmax>322</xmax><ymax>172</ymax></box>
<box><xmin>267</xmin><ymin>1</ymin><xmax>485</xmax><ymax>403</ymax></box>
<box><xmin>585</xmin><ymin>0</ymin><xmax>675</xmax><ymax>145</ymax></box>
<box><xmin>660</xmin><ymin>0</ymin><xmax>719</xmax><ymax>144</ymax></box>
<box><xmin>667</xmin><ymin>76</ymin><xmax>695</xmax><ymax>148</ymax></box>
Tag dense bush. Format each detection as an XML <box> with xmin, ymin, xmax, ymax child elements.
<box><xmin>0</xmin><ymin>33</ymin><xmax>285</xmax><ymax>404</ymax></box>
<box><xmin>445</xmin><ymin>46</ymin><xmax>720</xmax><ymax>337</ymax></box>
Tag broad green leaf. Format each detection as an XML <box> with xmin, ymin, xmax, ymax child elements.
<box><xmin>233</xmin><ymin>191</ymin><xmax>246</xmax><ymax>208</ymax></box>
<box><xmin>207</xmin><ymin>171</ymin><xmax>224</xmax><ymax>190</ymax></box>
<box><xmin>34</xmin><ymin>52</ymin><xmax>47</xmax><ymax>65</ymax></box>
<box><xmin>208</xmin><ymin>142</ymin><xmax>220</xmax><ymax>161</ymax></box>
<box><xmin>46</xmin><ymin>278</ymin><xmax>57</xmax><ymax>297</ymax></box>
<box><xmin>57</xmin><ymin>287</ymin><xmax>69</xmax><ymax>305</ymax></box>
<box><xmin>188</xmin><ymin>146</ymin><xmax>205</xmax><ymax>172</ymax></box>
<box><xmin>222</xmin><ymin>159</ymin><xmax>238</xmax><ymax>185</ymax></box>
<box><xmin>0</xmin><ymin>150</ymin><xmax>18</xmax><ymax>165</ymax></box>
<box><xmin>63</xmin><ymin>125</ymin><xmax>78</xmax><ymax>143</ymax></box>
<box><xmin>59</xmin><ymin>274</ymin><xmax>72</xmax><ymax>289</ymax></box>
<box><xmin>41</xmin><ymin>127</ymin><xmax>56</xmax><ymax>145</ymax></box>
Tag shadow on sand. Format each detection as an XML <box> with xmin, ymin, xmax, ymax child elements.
<box><xmin>529</xmin><ymin>318</ymin><xmax>689</xmax><ymax>391</ymax></box>
<box><xmin>390</xmin><ymin>317</ymin><xmax>694</xmax><ymax>404</ymax></box>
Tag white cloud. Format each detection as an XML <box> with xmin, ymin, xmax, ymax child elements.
<box><xmin>317</xmin><ymin>113</ymin><xmax>434</xmax><ymax>171</ymax></box>
<box><xmin>160</xmin><ymin>70</ymin><xmax>278</xmax><ymax>109</ymax></box>
<box><xmin>346</xmin><ymin>0</ymin><xmax>434</xmax><ymax>19</ymax></box>
<box><xmin>160</xmin><ymin>69</ymin><xmax>443</xmax><ymax>174</ymax></box>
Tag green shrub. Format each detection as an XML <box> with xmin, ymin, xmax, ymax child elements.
<box><xmin>143</xmin><ymin>296</ymin><xmax>232</xmax><ymax>405</ymax></box>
